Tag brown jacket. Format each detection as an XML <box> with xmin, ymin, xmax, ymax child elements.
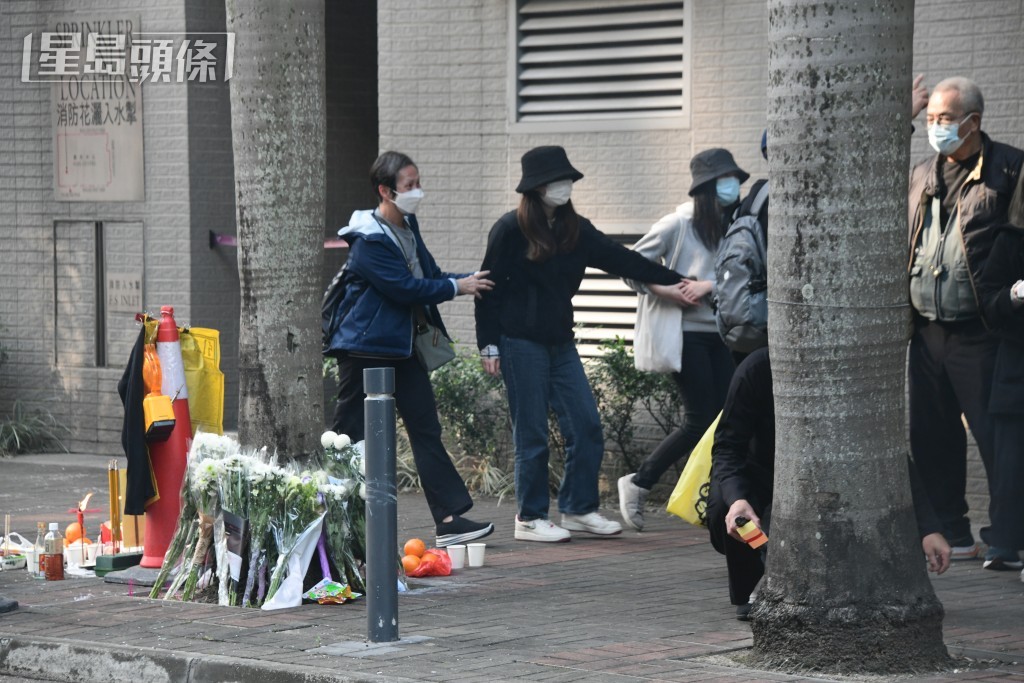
<box><xmin>907</xmin><ymin>132</ymin><xmax>1024</xmax><ymax>323</ymax></box>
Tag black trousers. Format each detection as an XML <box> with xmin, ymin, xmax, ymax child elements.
<box><xmin>707</xmin><ymin>485</ymin><xmax>771</xmax><ymax>606</ymax></box>
<box><xmin>331</xmin><ymin>353</ymin><xmax>473</xmax><ymax>525</ymax></box>
<box><xmin>989</xmin><ymin>415</ymin><xmax>1024</xmax><ymax>549</ymax></box>
<box><xmin>634</xmin><ymin>332</ymin><xmax>734</xmax><ymax>490</ymax></box>
<box><xmin>908</xmin><ymin>318</ymin><xmax>998</xmax><ymax>547</ymax></box>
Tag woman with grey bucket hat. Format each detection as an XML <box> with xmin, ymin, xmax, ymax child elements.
<box><xmin>474</xmin><ymin>145</ymin><xmax>685</xmax><ymax>543</ymax></box>
<box><xmin>618</xmin><ymin>147</ymin><xmax>749</xmax><ymax>531</ymax></box>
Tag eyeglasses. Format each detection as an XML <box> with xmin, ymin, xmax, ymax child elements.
<box><xmin>926</xmin><ymin>112</ymin><xmax>976</xmax><ymax>127</ymax></box>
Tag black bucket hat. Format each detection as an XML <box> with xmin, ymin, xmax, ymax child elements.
<box><xmin>688</xmin><ymin>148</ymin><xmax>749</xmax><ymax>196</ymax></box>
<box><xmin>516</xmin><ymin>146</ymin><xmax>584</xmax><ymax>193</ymax></box>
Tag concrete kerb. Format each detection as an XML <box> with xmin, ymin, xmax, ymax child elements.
<box><xmin>0</xmin><ymin>635</ymin><xmax>416</xmax><ymax>683</ymax></box>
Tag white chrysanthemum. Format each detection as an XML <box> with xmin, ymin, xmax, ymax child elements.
<box><xmin>359</xmin><ymin>483</ymin><xmax>367</xmax><ymax>500</ymax></box>
<box><xmin>320</xmin><ymin>431</ymin><xmax>339</xmax><ymax>449</ymax></box>
<box><xmin>326</xmin><ymin>476</ymin><xmax>352</xmax><ymax>496</ymax></box>
<box><xmin>249</xmin><ymin>461</ymin><xmax>274</xmax><ymax>484</ymax></box>
<box><xmin>357</xmin><ymin>455</ymin><xmax>366</xmax><ymax>475</ymax></box>
<box><xmin>191</xmin><ymin>459</ymin><xmax>221</xmax><ymax>493</ymax></box>
<box><xmin>191</xmin><ymin>432</ymin><xmax>240</xmax><ymax>461</ymax></box>
<box><xmin>319</xmin><ymin>483</ymin><xmax>350</xmax><ymax>501</ymax></box>
<box><xmin>333</xmin><ymin>433</ymin><xmax>352</xmax><ymax>451</ymax></box>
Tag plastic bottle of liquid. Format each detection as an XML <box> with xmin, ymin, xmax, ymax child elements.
<box><xmin>32</xmin><ymin>522</ymin><xmax>46</xmax><ymax>579</ymax></box>
<box><xmin>43</xmin><ymin>522</ymin><xmax>64</xmax><ymax>581</ymax></box>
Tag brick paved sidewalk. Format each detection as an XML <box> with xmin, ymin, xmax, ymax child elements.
<box><xmin>1</xmin><ymin>454</ymin><xmax>1024</xmax><ymax>682</ymax></box>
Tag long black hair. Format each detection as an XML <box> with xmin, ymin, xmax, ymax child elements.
<box><xmin>691</xmin><ymin>183</ymin><xmax>733</xmax><ymax>252</ymax></box>
<box><xmin>516</xmin><ymin>192</ymin><xmax>580</xmax><ymax>262</ymax></box>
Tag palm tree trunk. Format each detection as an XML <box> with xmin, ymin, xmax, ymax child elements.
<box><xmin>754</xmin><ymin>0</ymin><xmax>947</xmax><ymax>671</ymax></box>
<box><xmin>226</xmin><ymin>0</ymin><xmax>325</xmax><ymax>458</ymax></box>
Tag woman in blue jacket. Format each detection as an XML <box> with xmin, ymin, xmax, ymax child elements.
<box><xmin>327</xmin><ymin>151</ymin><xmax>495</xmax><ymax>547</ymax></box>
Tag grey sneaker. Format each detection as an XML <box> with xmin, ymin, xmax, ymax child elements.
<box><xmin>617</xmin><ymin>473</ymin><xmax>650</xmax><ymax>531</ymax></box>
<box><xmin>514</xmin><ymin>516</ymin><xmax>571</xmax><ymax>543</ymax></box>
<box><xmin>561</xmin><ymin>511</ymin><xmax>622</xmax><ymax>536</ymax></box>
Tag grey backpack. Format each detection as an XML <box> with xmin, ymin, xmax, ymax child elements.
<box><xmin>714</xmin><ymin>180</ymin><xmax>769</xmax><ymax>353</ymax></box>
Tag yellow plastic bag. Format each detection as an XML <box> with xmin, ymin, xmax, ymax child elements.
<box><xmin>666</xmin><ymin>411</ymin><xmax>721</xmax><ymax>527</ymax></box>
<box><xmin>180</xmin><ymin>327</ymin><xmax>224</xmax><ymax>435</ymax></box>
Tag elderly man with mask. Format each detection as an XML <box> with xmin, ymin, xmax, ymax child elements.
<box><xmin>907</xmin><ymin>77</ymin><xmax>1024</xmax><ymax>568</ymax></box>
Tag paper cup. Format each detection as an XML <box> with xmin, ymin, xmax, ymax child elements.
<box><xmin>446</xmin><ymin>544</ymin><xmax>466</xmax><ymax>569</ymax></box>
<box><xmin>66</xmin><ymin>541</ymin><xmax>98</xmax><ymax>567</ymax></box>
<box><xmin>467</xmin><ymin>542</ymin><xmax>486</xmax><ymax>567</ymax></box>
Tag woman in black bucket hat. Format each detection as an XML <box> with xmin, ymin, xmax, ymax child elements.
<box><xmin>474</xmin><ymin>145</ymin><xmax>684</xmax><ymax>543</ymax></box>
<box><xmin>616</xmin><ymin>147</ymin><xmax>749</xmax><ymax>532</ymax></box>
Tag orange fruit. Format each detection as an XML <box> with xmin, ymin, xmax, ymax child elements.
<box><xmin>403</xmin><ymin>538</ymin><xmax>426</xmax><ymax>558</ymax></box>
<box><xmin>64</xmin><ymin>522</ymin><xmax>83</xmax><ymax>544</ymax></box>
<box><xmin>401</xmin><ymin>554</ymin><xmax>421</xmax><ymax>573</ymax></box>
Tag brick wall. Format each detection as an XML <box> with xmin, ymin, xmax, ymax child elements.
<box><xmin>376</xmin><ymin>0</ymin><xmax>1023</xmax><ymax>528</ymax></box>
<box><xmin>0</xmin><ymin>0</ymin><xmax>192</xmax><ymax>455</ymax></box>
<box><xmin>0</xmin><ymin>0</ymin><xmax>1016</xmax><ymax>526</ymax></box>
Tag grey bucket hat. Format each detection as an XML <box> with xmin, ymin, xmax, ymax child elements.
<box><xmin>688</xmin><ymin>148</ymin><xmax>749</xmax><ymax>196</ymax></box>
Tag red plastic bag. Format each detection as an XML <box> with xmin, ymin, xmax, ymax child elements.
<box><xmin>406</xmin><ymin>549</ymin><xmax>451</xmax><ymax>577</ymax></box>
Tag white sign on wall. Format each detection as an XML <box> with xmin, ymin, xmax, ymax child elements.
<box><xmin>44</xmin><ymin>15</ymin><xmax>145</xmax><ymax>202</ymax></box>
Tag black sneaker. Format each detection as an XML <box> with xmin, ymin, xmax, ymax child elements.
<box><xmin>436</xmin><ymin>516</ymin><xmax>494</xmax><ymax>547</ymax></box>
<box><xmin>735</xmin><ymin>603</ymin><xmax>752</xmax><ymax>621</ymax></box>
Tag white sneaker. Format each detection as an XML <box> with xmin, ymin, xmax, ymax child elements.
<box><xmin>561</xmin><ymin>511</ymin><xmax>622</xmax><ymax>536</ymax></box>
<box><xmin>514</xmin><ymin>516</ymin><xmax>571</xmax><ymax>543</ymax></box>
<box><xmin>617</xmin><ymin>473</ymin><xmax>649</xmax><ymax>531</ymax></box>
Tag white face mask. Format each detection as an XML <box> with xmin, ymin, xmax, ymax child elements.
<box><xmin>541</xmin><ymin>179</ymin><xmax>573</xmax><ymax>207</ymax></box>
<box><xmin>391</xmin><ymin>188</ymin><xmax>424</xmax><ymax>215</ymax></box>
<box><xmin>927</xmin><ymin>114</ymin><xmax>975</xmax><ymax>156</ymax></box>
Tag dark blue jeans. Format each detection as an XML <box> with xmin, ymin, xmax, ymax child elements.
<box><xmin>500</xmin><ymin>336</ymin><xmax>604</xmax><ymax>521</ymax></box>
<box><xmin>634</xmin><ymin>331</ymin><xmax>735</xmax><ymax>490</ymax></box>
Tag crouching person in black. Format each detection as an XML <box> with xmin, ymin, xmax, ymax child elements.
<box><xmin>706</xmin><ymin>347</ymin><xmax>952</xmax><ymax>621</ymax></box>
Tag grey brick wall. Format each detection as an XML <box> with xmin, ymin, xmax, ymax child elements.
<box><xmin>0</xmin><ymin>0</ymin><xmax>1016</xmax><ymax>531</ymax></box>
<box><xmin>375</xmin><ymin>0</ymin><xmax>1022</xmax><ymax>529</ymax></box>
<box><xmin>1</xmin><ymin>0</ymin><xmax>192</xmax><ymax>456</ymax></box>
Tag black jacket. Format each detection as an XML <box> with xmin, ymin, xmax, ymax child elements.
<box><xmin>118</xmin><ymin>328</ymin><xmax>157</xmax><ymax>515</ymax></box>
<box><xmin>475</xmin><ymin>210</ymin><xmax>681</xmax><ymax>348</ymax></box>
<box><xmin>710</xmin><ymin>348</ymin><xmax>942</xmax><ymax>538</ymax></box>
<box><xmin>978</xmin><ymin>224</ymin><xmax>1024</xmax><ymax>414</ymax></box>
<box><xmin>907</xmin><ymin>132</ymin><xmax>1024</xmax><ymax>323</ymax></box>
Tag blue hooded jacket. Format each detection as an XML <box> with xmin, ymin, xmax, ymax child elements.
<box><xmin>324</xmin><ymin>210</ymin><xmax>467</xmax><ymax>358</ymax></box>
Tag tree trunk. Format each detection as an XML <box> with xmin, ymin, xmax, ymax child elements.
<box><xmin>226</xmin><ymin>0</ymin><xmax>325</xmax><ymax>458</ymax></box>
<box><xmin>754</xmin><ymin>0</ymin><xmax>948</xmax><ymax>672</ymax></box>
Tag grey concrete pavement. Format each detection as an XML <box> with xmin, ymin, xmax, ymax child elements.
<box><xmin>2</xmin><ymin>453</ymin><xmax>1024</xmax><ymax>682</ymax></box>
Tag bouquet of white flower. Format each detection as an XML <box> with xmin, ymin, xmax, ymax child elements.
<box><xmin>263</xmin><ymin>468</ymin><xmax>324</xmax><ymax>604</ymax></box>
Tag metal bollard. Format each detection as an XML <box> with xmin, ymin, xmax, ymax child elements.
<box><xmin>364</xmin><ymin>367</ymin><xmax>398</xmax><ymax>642</ymax></box>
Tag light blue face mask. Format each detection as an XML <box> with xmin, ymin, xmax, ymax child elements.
<box><xmin>928</xmin><ymin>114</ymin><xmax>975</xmax><ymax>156</ymax></box>
<box><xmin>716</xmin><ymin>177</ymin><xmax>741</xmax><ymax>206</ymax></box>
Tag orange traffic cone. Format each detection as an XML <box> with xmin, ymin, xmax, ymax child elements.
<box><xmin>140</xmin><ymin>306</ymin><xmax>193</xmax><ymax>569</ymax></box>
